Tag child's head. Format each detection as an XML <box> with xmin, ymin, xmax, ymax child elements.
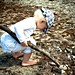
<box><xmin>34</xmin><ymin>7</ymin><xmax>54</xmax><ymax>33</ymax></box>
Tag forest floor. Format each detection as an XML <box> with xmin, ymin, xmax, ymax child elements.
<box><xmin>0</xmin><ymin>1</ymin><xmax>75</xmax><ymax>75</ymax></box>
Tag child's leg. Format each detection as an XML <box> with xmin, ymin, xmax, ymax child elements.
<box><xmin>22</xmin><ymin>53</ymin><xmax>38</xmax><ymax>66</ymax></box>
<box><xmin>21</xmin><ymin>47</ymin><xmax>38</xmax><ymax>67</ymax></box>
<box><xmin>11</xmin><ymin>51</ymin><xmax>24</xmax><ymax>59</ymax></box>
<box><xmin>22</xmin><ymin>53</ymin><xmax>31</xmax><ymax>63</ymax></box>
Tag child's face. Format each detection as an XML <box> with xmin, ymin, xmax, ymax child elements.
<box><xmin>36</xmin><ymin>18</ymin><xmax>47</xmax><ymax>30</ymax></box>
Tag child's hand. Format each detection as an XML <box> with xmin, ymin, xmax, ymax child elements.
<box><xmin>21</xmin><ymin>41</ymin><xmax>28</xmax><ymax>47</ymax></box>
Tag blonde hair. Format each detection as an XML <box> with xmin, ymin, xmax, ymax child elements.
<box><xmin>34</xmin><ymin>9</ymin><xmax>44</xmax><ymax>18</ymax></box>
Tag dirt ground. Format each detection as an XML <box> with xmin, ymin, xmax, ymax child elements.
<box><xmin>0</xmin><ymin>1</ymin><xmax>75</xmax><ymax>75</ymax></box>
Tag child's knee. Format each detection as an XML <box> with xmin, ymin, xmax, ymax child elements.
<box><xmin>23</xmin><ymin>47</ymin><xmax>32</xmax><ymax>53</ymax></box>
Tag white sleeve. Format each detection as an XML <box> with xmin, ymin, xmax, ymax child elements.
<box><xmin>14</xmin><ymin>24</ymin><xmax>27</xmax><ymax>43</ymax></box>
<box><xmin>13</xmin><ymin>18</ymin><xmax>35</xmax><ymax>43</ymax></box>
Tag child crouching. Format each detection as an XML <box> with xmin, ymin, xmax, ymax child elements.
<box><xmin>0</xmin><ymin>7</ymin><xmax>54</xmax><ymax>67</ymax></box>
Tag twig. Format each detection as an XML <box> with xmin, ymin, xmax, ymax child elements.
<box><xmin>28</xmin><ymin>41</ymin><xmax>59</xmax><ymax>67</ymax></box>
<box><xmin>0</xmin><ymin>24</ymin><xmax>20</xmax><ymax>44</ymax></box>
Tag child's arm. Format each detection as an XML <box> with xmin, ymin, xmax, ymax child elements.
<box><xmin>14</xmin><ymin>27</ymin><xmax>28</xmax><ymax>47</ymax></box>
<box><xmin>14</xmin><ymin>24</ymin><xmax>28</xmax><ymax>44</ymax></box>
<box><xmin>13</xmin><ymin>18</ymin><xmax>34</xmax><ymax>46</ymax></box>
<box><xmin>14</xmin><ymin>25</ymin><xmax>29</xmax><ymax>47</ymax></box>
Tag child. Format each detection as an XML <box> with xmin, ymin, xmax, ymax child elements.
<box><xmin>0</xmin><ymin>7</ymin><xmax>54</xmax><ymax>67</ymax></box>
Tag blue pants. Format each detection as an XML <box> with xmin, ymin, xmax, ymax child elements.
<box><xmin>0</xmin><ymin>33</ymin><xmax>36</xmax><ymax>53</ymax></box>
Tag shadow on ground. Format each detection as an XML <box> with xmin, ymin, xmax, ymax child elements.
<box><xmin>0</xmin><ymin>53</ymin><xmax>21</xmax><ymax>67</ymax></box>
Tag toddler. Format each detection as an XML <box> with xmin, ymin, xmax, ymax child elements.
<box><xmin>0</xmin><ymin>7</ymin><xmax>54</xmax><ymax>67</ymax></box>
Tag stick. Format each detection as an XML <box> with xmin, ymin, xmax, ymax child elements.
<box><xmin>0</xmin><ymin>24</ymin><xmax>60</xmax><ymax>67</ymax></box>
<box><xmin>0</xmin><ymin>24</ymin><xmax>20</xmax><ymax>44</ymax></box>
<box><xmin>28</xmin><ymin>41</ymin><xmax>59</xmax><ymax>67</ymax></box>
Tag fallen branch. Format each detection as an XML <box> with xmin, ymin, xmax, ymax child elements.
<box><xmin>0</xmin><ymin>24</ymin><xmax>20</xmax><ymax>44</ymax></box>
<box><xmin>0</xmin><ymin>24</ymin><xmax>60</xmax><ymax>67</ymax></box>
<box><xmin>28</xmin><ymin>41</ymin><xmax>59</xmax><ymax>67</ymax></box>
